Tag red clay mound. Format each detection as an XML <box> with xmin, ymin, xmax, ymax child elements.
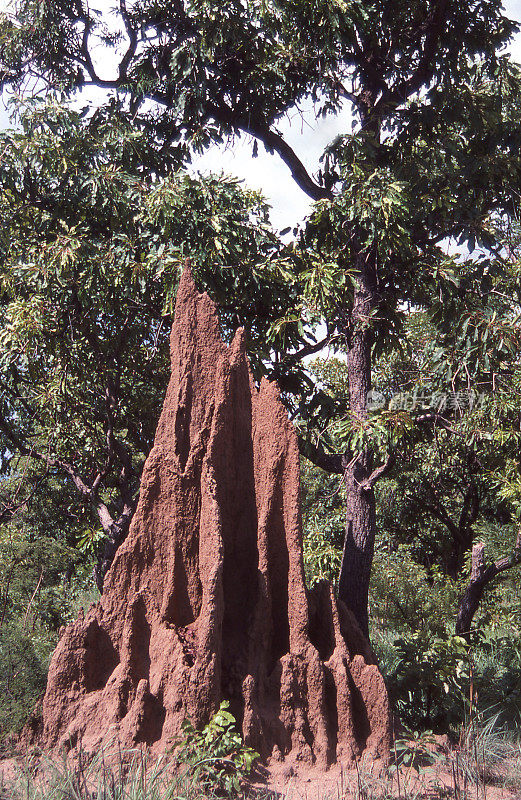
<box><xmin>40</xmin><ymin>268</ymin><xmax>391</xmax><ymax>769</ymax></box>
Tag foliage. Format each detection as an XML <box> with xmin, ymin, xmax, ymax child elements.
<box><xmin>2</xmin><ymin>0</ymin><xmax>521</xmax><ymax>639</ymax></box>
<box><xmin>1</xmin><ymin>0</ymin><xmax>517</xmax><ymax>157</ymax></box>
<box><xmin>0</xmin><ymin>519</ymin><xmax>98</xmax><ymax>743</ymax></box>
<box><xmin>301</xmin><ymin>320</ymin><xmax>521</xmax><ymax>735</ymax></box>
<box><xmin>0</xmin><ymin>96</ymin><xmax>298</xmax><ymax>586</ymax></box>
<box><xmin>389</xmin><ymin>728</ymin><xmax>437</xmax><ymax>774</ymax></box>
<box><xmin>173</xmin><ymin>702</ymin><xmax>259</xmax><ymax>797</ymax></box>
<box><xmin>388</xmin><ymin>630</ymin><xmax>471</xmax><ymax>732</ymax></box>
<box><xmin>0</xmin><ymin>522</ymin><xmax>76</xmax><ymax>630</ymax></box>
<box><xmin>301</xmin><ymin>458</ymin><xmax>344</xmax><ymax>589</ymax></box>
<box><xmin>0</xmin><ymin>623</ymin><xmax>53</xmax><ymax>744</ymax></box>
<box><xmin>303</xmin><ymin>526</ymin><xmax>342</xmax><ymax>590</ymax></box>
<box><xmin>370</xmin><ymin>544</ymin><xmax>460</xmax><ymax>636</ymax></box>
<box><xmin>472</xmin><ymin>631</ymin><xmax>521</xmax><ymax>728</ymax></box>
<box><xmin>1</xmin><ymin>0</ymin><xmax>520</xmax><ymax>440</ymax></box>
<box><xmin>447</xmin><ymin>711</ymin><xmax>521</xmax><ymax>792</ymax></box>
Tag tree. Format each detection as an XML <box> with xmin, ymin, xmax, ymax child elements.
<box><xmin>307</xmin><ymin>270</ymin><xmax>521</xmax><ymax>639</ymax></box>
<box><xmin>2</xmin><ymin>0</ymin><xmax>521</xmax><ymax>634</ymax></box>
<box><xmin>0</xmin><ymin>98</ymin><xmax>293</xmax><ymax>588</ymax></box>
<box><xmin>428</xmin><ymin>234</ymin><xmax>521</xmax><ymax>636</ymax></box>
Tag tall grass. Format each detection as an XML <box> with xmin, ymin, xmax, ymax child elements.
<box><xmin>451</xmin><ymin>711</ymin><xmax>521</xmax><ymax>794</ymax></box>
<box><xmin>5</xmin><ymin>745</ymin><xmax>275</xmax><ymax>800</ymax></box>
<box><xmin>3</xmin><ymin>713</ymin><xmax>521</xmax><ymax>800</ymax></box>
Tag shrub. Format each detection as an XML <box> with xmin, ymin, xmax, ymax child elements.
<box><xmin>0</xmin><ymin>623</ymin><xmax>54</xmax><ymax>744</ymax></box>
<box><xmin>173</xmin><ymin>701</ymin><xmax>259</xmax><ymax>797</ymax></box>
<box><xmin>387</xmin><ymin>629</ymin><xmax>470</xmax><ymax>732</ymax></box>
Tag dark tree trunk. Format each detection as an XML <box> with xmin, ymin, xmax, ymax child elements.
<box><xmin>456</xmin><ymin>536</ymin><xmax>521</xmax><ymax>638</ymax></box>
<box><xmin>455</xmin><ymin>542</ymin><xmax>487</xmax><ymax>638</ymax></box>
<box><xmin>447</xmin><ymin>480</ymin><xmax>479</xmax><ymax>581</ymax></box>
<box><xmin>93</xmin><ymin>498</ymin><xmax>137</xmax><ymax>591</ymax></box>
<box><xmin>446</xmin><ymin>533</ymin><xmax>473</xmax><ymax>582</ymax></box>
<box><xmin>338</xmin><ymin>253</ymin><xmax>378</xmax><ymax>638</ymax></box>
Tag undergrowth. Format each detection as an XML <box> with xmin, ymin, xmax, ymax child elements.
<box><xmin>4</xmin><ymin>745</ymin><xmax>274</xmax><ymax>800</ymax></box>
<box><xmin>171</xmin><ymin>701</ymin><xmax>259</xmax><ymax>797</ymax></box>
<box><xmin>3</xmin><ymin>713</ymin><xmax>521</xmax><ymax>800</ymax></box>
<box><xmin>3</xmin><ymin>703</ymin><xmax>264</xmax><ymax>800</ymax></box>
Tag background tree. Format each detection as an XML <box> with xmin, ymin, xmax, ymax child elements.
<box><xmin>305</xmin><ymin>240</ymin><xmax>521</xmax><ymax>635</ymax></box>
<box><xmin>302</xmin><ymin>296</ymin><xmax>521</xmax><ymax>729</ymax></box>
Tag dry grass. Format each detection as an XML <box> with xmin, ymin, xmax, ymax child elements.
<box><xmin>2</xmin><ymin>717</ymin><xmax>520</xmax><ymax>800</ymax></box>
<box><xmin>1</xmin><ymin>744</ymin><xmax>277</xmax><ymax>800</ymax></box>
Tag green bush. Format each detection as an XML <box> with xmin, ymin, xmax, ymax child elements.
<box><xmin>370</xmin><ymin>543</ymin><xmax>459</xmax><ymax>635</ymax></box>
<box><xmin>0</xmin><ymin>523</ymin><xmax>96</xmax><ymax>744</ymax></box>
<box><xmin>0</xmin><ymin>623</ymin><xmax>54</xmax><ymax>744</ymax></box>
<box><xmin>386</xmin><ymin>629</ymin><xmax>471</xmax><ymax>732</ymax></box>
<box><xmin>301</xmin><ymin>459</ymin><xmax>344</xmax><ymax>590</ymax></box>
<box><xmin>173</xmin><ymin>701</ymin><xmax>259</xmax><ymax>797</ymax></box>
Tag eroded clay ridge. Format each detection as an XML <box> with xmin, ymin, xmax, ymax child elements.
<box><xmin>40</xmin><ymin>268</ymin><xmax>391</xmax><ymax>768</ymax></box>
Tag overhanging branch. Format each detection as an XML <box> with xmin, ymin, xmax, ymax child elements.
<box><xmin>244</xmin><ymin>121</ymin><xmax>332</xmax><ymax>202</ymax></box>
<box><xmin>208</xmin><ymin>100</ymin><xmax>331</xmax><ymax>202</ymax></box>
<box><xmin>298</xmin><ymin>437</ymin><xmax>345</xmax><ymax>474</ymax></box>
<box><xmin>376</xmin><ymin>0</ymin><xmax>450</xmax><ymax>113</ymax></box>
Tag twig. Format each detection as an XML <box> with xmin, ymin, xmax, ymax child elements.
<box><xmin>22</xmin><ymin>568</ymin><xmax>43</xmax><ymax>630</ymax></box>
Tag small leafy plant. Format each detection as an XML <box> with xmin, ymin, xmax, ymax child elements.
<box><xmin>173</xmin><ymin>701</ymin><xmax>259</xmax><ymax>797</ymax></box>
<box><xmin>389</xmin><ymin>630</ymin><xmax>470</xmax><ymax>731</ymax></box>
<box><xmin>390</xmin><ymin>728</ymin><xmax>438</xmax><ymax>774</ymax></box>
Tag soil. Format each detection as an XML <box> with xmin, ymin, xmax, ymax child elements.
<box><xmin>1</xmin><ymin>747</ymin><xmax>520</xmax><ymax>800</ymax></box>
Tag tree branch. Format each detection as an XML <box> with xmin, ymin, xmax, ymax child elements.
<box><xmin>0</xmin><ymin>412</ymin><xmax>116</xmax><ymax>529</ymax></box>
<box><xmin>207</xmin><ymin>100</ymin><xmax>331</xmax><ymax>201</ymax></box>
<box><xmin>93</xmin><ymin>491</ymin><xmax>138</xmax><ymax>590</ymax></box>
<box><xmin>271</xmin><ymin>330</ymin><xmax>335</xmax><ymax>377</ymax></box>
<box><xmin>244</xmin><ymin>120</ymin><xmax>332</xmax><ymax>202</ymax></box>
<box><xmin>118</xmin><ymin>0</ymin><xmax>138</xmax><ymax>81</ymax></box>
<box><xmin>456</xmin><ymin>533</ymin><xmax>521</xmax><ymax>636</ymax></box>
<box><xmin>415</xmin><ymin>412</ymin><xmax>467</xmax><ymax>438</ymax></box>
<box><xmin>458</xmin><ymin>480</ymin><xmax>479</xmax><ymax>544</ymax></box>
<box><xmin>376</xmin><ymin>0</ymin><xmax>450</xmax><ymax>113</ymax></box>
<box><xmin>335</xmin><ymin>81</ymin><xmax>363</xmax><ymax>112</ymax></box>
<box><xmin>298</xmin><ymin>437</ymin><xmax>345</xmax><ymax>474</ymax></box>
<box><xmin>359</xmin><ymin>453</ymin><xmax>395</xmax><ymax>491</ymax></box>
<box><xmin>421</xmin><ymin>491</ymin><xmax>459</xmax><ymax>539</ymax></box>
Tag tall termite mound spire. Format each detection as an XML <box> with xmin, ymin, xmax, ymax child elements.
<box><xmin>40</xmin><ymin>268</ymin><xmax>391</xmax><ymax>768</ymax></box>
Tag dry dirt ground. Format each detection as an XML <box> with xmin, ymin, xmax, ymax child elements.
<box><xmin>260</xmin><ymin>756</ymin><xmax>521</xmax><ymax>800</ymax></box>
<box><xmin>1</xmin><ymin>748</ymin><xmax>520</xmax><ymax>800</ymax></box>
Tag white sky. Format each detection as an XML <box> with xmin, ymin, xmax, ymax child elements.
<box><xmin>1</xmin><ymin>0</ymin><xmax>521</xmax><ymax>229</ymax></box>
<box><xmin>194</xmin><ymin>0</ymin><xmax>521</xmax><ymax>230</ymax></box>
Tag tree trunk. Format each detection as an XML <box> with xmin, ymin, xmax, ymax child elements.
<box><xmin>447</xmin><ymin>480</ymin><xmax>479</xmax><ymax>580</ymax></box>
<box><xmin>456</xmin><ymin>535</ymin><xmax>521</xmax><ymax>638</ymax></box>
<box><xmin>338</xmin><ymin>253</ymin><xmax>378</xmax><ymax>638</ymax></box>
<box><xmin>455</xmin><ymin>542</ymin><xmax>487</xmax><ymax>638</ymax></box>
<box><xmin>93</xmin><ymin>497</ymin><xmax>137</xmax><ymax>591</ymax></box>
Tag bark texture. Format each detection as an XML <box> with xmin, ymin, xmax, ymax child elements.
<box><xmin>38</xmin><ymin>268</ymin><xmax>391</xmax><ymax>769</ymax></box>
<box><xmin>338</xmin><ymin>255</ymin><xmax>378</xmax><ymax>638</ymax></box>
<box><xmin>456</xmin><ymin>534</ymin><xmax>521</xmax><ymax>638</ymax></box>
<box><xmin>455</xmin><ymin>542</ymin><xmax>487</xmax><ymax>637</ymax></box>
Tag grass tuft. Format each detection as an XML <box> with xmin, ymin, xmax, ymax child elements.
<box><xmin>4</xmin><ymin>744</ymin><xmax>275</xmax><ymax>800</ymax></box>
